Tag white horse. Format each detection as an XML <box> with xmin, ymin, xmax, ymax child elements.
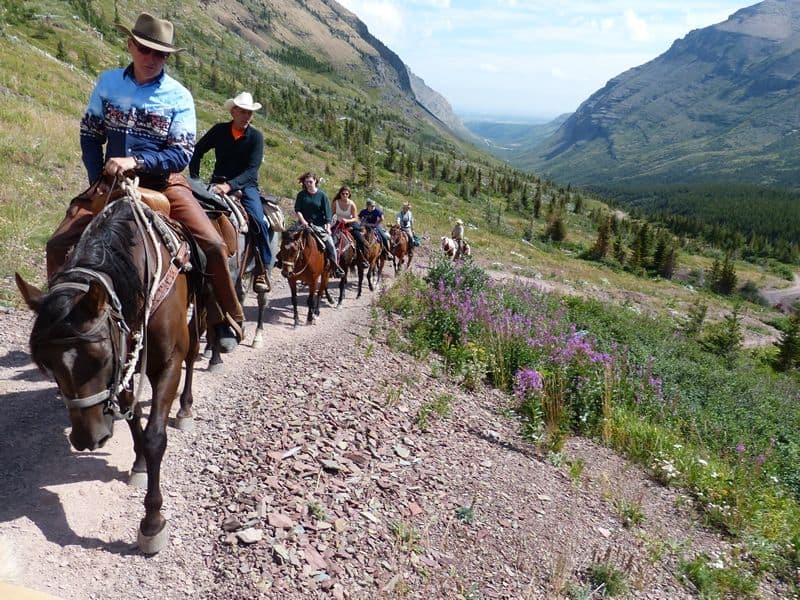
<box><xmin>441</xmin><ymin>236</ymin><xmax>471</xmax><ymax>260</ymax></box>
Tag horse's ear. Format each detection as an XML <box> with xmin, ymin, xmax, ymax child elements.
<box><xmin>15</xmin><ymin>272</ymin><xmax>44</xmax><ymax>312</ymax></box>
<box><xmin>80</xmin><ymin>281</ymin><xmax>107</xmax><ymax>317</ymax></box>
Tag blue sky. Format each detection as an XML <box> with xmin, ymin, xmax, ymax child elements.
<box><xmin>337</xmin><ymin>0</ymin><xmax>751</xmax><ymax>120</ymax></box>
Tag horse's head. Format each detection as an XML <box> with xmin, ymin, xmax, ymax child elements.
<box><xmin>16</xmin><ymin>273</ymin><xmax>117</xmax><ymax>451</ymax></box>
<box><xmin>277</xmin><ymin>226</ymin><xmax>305</xmax><ymax>278</ymax></box>
<box><xmin>389</xmin><ymin>224</ymin><xmax>402</xmax><ymax>242</ymax></box>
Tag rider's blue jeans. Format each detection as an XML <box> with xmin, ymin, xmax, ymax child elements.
<box><xmin>240</xmin><ymin>186</ymin><xmax>272</xmax><ymax>268</ymax></box>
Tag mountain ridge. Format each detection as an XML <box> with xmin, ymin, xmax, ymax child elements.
<box><xmin>521</xmin><ymin>0</ymin><xmax>800</xmax><ymax>189</ymax></box>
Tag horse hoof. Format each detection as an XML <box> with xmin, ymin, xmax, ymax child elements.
<box><xmin>252</xmin><ymin>332</ymin><xmax>263</xmax><ymax>349</ymax></box>
<box><xmin>137</xmin><ymin>521</ymin><xmax>169</xmax><ymax>555</ymax></box>
<box><xmin>175</xmin><ymin>416</ymin><xmax>194</xmax><ymax>432</ymax></box>
<box><xmin>207</xmin><ymin>362</ymin><xmax>223</xmax><ymax>374</ymax></box>
<box><xmin>128</xmin><ymin>470</ymin><xmax>147</xmax><ymax>489</ymax></box>
<box><xmin>202</xmin><ymin>348</ymin><xmax>212</xmax><ymax>360</ymax></box>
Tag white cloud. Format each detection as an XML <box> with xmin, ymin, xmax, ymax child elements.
<box><xmin>479</xmin><ymin>62</ymin><xmax>501</xmax><ymax>73</ymax></box>
<box><xmin>623</xmin><ymin>9</ymin><xmax>650</xmax><ymax>42</ymax></box>
<box><xmin>337</xmin><ymin>1</ymin><xmax>405</xmax><ymax>44</ymax></box>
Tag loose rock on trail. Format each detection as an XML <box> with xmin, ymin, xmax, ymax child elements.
<box><xmin>0</xmin><ymin>259</ymin><xmax>786</xmax><ymax>599</ymax></box>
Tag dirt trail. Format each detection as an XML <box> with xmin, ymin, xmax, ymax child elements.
<box><xmin>0</xmin><ymin>257</ymin><xmax>789</xmax><ymax>598</ymax></box>
<box><xmin>760</xmin><ymin>272</ymin><xmax>800</xmax><ymax>312</ymax></box>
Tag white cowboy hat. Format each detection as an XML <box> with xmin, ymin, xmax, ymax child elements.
<box><xmin>117</xmin><ymin>12</ymin><xmax>185</xmax><ymax>53</ymax></box>
<box><xmin>455</xmin><ymin>219</ymin><xmax>463</xmax><ymax>225</ymax></box>
<box><xmin>224</xmin><ymin>91</ymin><xmax>262</xmax><ymax>112</ymax></box>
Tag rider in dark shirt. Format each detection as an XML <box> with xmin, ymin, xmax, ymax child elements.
<box><xmin>358</xmin><ymin>199</ymin><xmax>391</xmax><ymax>256</ymax></box>
<box><xmin>293</xmin><ymin>172</ymin><xmax>345</xmax><ymax>278</ymax></box>
<box><xmin>189</xmin><ymin>91</ymin><xmax>271</xmax><ymax>293</ymax></box>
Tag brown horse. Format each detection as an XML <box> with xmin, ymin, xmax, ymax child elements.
<box><xmin>15</xmin><ymin>193</ymin><xmax>200</xmax><ymax>555</ymax></box>
<box><xmin>330</xmin><ymin>221</ymin><xmax>360</xmax><ymax>307</ymax></box>
<box><xmin>188</xmin><ymin>180</ymin><xmax>274</xmax><ymax>370</ymax></box>
<box><xmin>389</xmin><ymin>224</ymin><xmax>413</xmax><ymax>273</ymax></box>
<box><xmin>277</xmin><ymin>224</ymin><xmax>330</xmax><ymax>326</ymax></box>
<box><xmin>361</xmin><ymin>225</ymin><xmax>386</xmax><ymax>294</ymax></box>
<box><xmin>203</xmin><ymin>203</ymin><xmax>277</xmax><ymax>370</ymax></box>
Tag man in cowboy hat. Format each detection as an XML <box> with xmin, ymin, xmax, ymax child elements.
<box><xmin>396</xmin><ymin>201</ymin><xmax>415</xmax><ymax>247</ymax></box>
<box><xmin>45</xmin><ymin>11</ymin><xmax>244</xmax><ymax>351</ymax></box>
<box><xmin>451</xmin><ymin>218</ymin><xmax>466</xmax><ymax>255</ymax></box>
<box><xmin>189</xmin><ymin>91</ymin><xmax>272</xmax><ymax>293</ymax></box>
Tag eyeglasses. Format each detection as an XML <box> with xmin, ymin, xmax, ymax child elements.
<box><xmin>304</xmin><ymin>179</ymin><xmax>315</xmax><ymax>185</ymax></box>
<box><xmin>132</xmin><ymin>40</ymin><xmax>169</xmax><ymax>60</ymax></box>
<box><xmin>341</xmin><ymin>192</ymin><xmax>350</xmax><ymax>196</ymax></box>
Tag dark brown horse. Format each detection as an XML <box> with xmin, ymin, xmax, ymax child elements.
<box><xmin>15</xmin><ymin>194</ymin><xmax>199</xmax><ymax>555</ymax></box>
<box><xmin>277</xmin><ymin>224</ymin><xmax>330</xmax><ymax>326</ymax></box>
<box><xmin>203</xmin><ymin>201</ymin><xmax>277</xmax><ymax>371</ymax></box>
<box><xmin>389</xmin><ymin>224</ymin><xmax>413</xmax><ymax>273</ymax></box>
<box><xmin>331</xmin><ymin>221</ymin><xmax>375</xmax><ymax>306</ymax></box>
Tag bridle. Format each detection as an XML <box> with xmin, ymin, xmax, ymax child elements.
<box><xmin>47</xmin><ymin>269</ymin><xmax>134</xmax><ymax>420</ymax></box>
<box><xmin>281</xmin><ymin>228</ymin><xmax>310</xmax><ymax>277</ymax></box>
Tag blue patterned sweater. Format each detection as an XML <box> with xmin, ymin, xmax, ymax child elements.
<box><xmin>80</xmin><ymin>64</ymin><xmax>196</xmax><ymax>187</ymax></box>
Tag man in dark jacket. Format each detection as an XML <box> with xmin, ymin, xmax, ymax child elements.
<box><xmin>189</xmin><ymin>91</ymin><xmax>271</xmax><ymax>292</ymax></box>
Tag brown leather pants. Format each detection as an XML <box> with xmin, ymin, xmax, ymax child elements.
<box><xmin>46</xmin><ymin>173</ymin><xmax>244</xmax><ymax>325</ymax></box>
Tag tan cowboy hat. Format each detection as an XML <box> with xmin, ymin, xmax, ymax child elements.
<box><xmin>455</xmin><ymin>218</ymin><xmax>463</xmax><ymax>225</ymax></box>
<box><xmin>117</xmin><ymin>12</ymin><xmax>185</xmax><ymax>53</ymax></box>
<box><xmin>224</xmin><ymin>91</ymin><xmax>262</xmax><ymax>112</ymax></box>
<box><xmin>402</xmin><ymin>202</ymin><xmax>411</xmax><ymax>209</ymax></box>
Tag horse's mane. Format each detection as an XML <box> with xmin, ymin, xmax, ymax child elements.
<box><xmin>31</xmin><ymin>201</ymin><xmax>144</xmax><ymax>354</ymax></box>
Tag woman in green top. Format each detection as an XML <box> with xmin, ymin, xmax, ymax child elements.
<box><xmin>293</xmin><ymin>171</ymin><xmax>345</xmax><ymax>277</ymax></box>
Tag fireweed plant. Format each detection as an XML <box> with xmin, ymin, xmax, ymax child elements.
<box><xmin>379</xmin><ymin>259</ymin><xmax>800</xmax><ymax>588</ymax></box>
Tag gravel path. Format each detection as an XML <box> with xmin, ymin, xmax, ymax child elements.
<box><xmin>0</xmin><ymin>259</ymin><xmax>789</xmax><ymax>599</ymax></box>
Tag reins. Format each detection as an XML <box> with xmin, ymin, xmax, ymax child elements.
<box><xmin>49</xmin><ymin>176</ymin><xmax>175</xmax><ymax>419</ymax></box>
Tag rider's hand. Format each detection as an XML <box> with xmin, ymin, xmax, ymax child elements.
<box><xmin>213</xmin><ymin>183</ymin><xmax>232</xmax><ymax>195</ymax></box>
<box><xmin>103</xmin><ymin>156</ymin><xmax>136</xmax><ymax>177</ymax></box>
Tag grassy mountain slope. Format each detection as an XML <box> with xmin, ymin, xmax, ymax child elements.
<box><xmin>522</xmin><ymin>0</ymin><xmax>800</xmax><ymax>189</ymax></box>
<box><xmin>4</xmin><ymin>2</ymin><xmax>800</xmax><ymax>593</ymax></box>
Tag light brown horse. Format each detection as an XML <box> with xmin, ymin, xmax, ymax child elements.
<box><xmin>389</xmin><ymin>224</ymin><xmax>413</xmax><ymax>273</ymax></box>
<box><xmin>15</xmin><ymin>195</ymin><xmax>200</xmax><ymax>555</ymax></box>
<box><xmin>277</xmin><ymin>224</ymin><xmax>330</xmax><ymax>326</ymax></box>
<box><xmin>361</xmin><ymin>225</ymin><xmax>386</xmax><ymax>294</ymax></box>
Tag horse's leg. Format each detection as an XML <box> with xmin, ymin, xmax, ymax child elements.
<box><xmin>206</xmin><ymin>323</ymin><xmax>224</xmax><ymax>373</ymax></box>
<box><xmin>121</xmin><ymin>388</ymin><xmax>148</xmax><ymax>489</ymax></box>
<box><xmin>307</xmin><ymin>279</ymin><xmax>317</xmax><ymax>325</ymax></box>
<box><xmin>137</xmin><ymin>354</ymin><xmax>182</xmax><ymax>555</ymax></box>
<box><xmin>337</xmin><ymin>271</ymin><xmax>346</xmax><ymax>307</ymax></box>
<box><xmin>252</xmin><ymin>290</ymin><xmax>266</xmax><ymax>348</ymax></box>
<box><xmin>290</xmin><ymin>278</ymin><xmax>300</xmax><ymax>327</ymax></box>
<box><xmin>176</xmin><ymin>326</ymin><xmax>199</xmax><ymax>432</ymax></box>
<box><xmin>357</xmin><ymin>264</ymin><xmax>364</xmax><ymax>298</ymax></box>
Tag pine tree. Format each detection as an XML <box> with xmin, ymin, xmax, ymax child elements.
<box><xmin>545</xmin><ymin>212</ymin><xmax>567</xmax><ymax>242</ymax></box>
<box><xmin>533</xmin><ymin>187</ymin><xmax>542</xmax><ymax>219</ymax></box>
<box><xmin>590</xmin><ymin>216</ymin><xmax>611</xmax><ymax>260</ymax></box>
<box><xmin>775</xmin><ymin>312</ymin><xmax>800</xmax><ymax>371</ymax></box>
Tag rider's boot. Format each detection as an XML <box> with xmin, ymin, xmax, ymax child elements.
<box><xmin>253</xmin><ymin>270</ymin><xmax>270</xmax><ymax>293</ymax></box>
<box><xmin>327</xmin><ymin>247</ymin><xmax>345</xmax><ymax>278</ymax></box>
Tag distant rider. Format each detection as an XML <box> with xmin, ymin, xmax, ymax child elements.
<box><xmin>396</xmin><ymin>201</ymin><xmax>415</xmax><ymax>247</ymax></box>
<box><xmin>359</xmin><ymin>199</ymin><xmax>391</xmax><ymax>258</ymax></box>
